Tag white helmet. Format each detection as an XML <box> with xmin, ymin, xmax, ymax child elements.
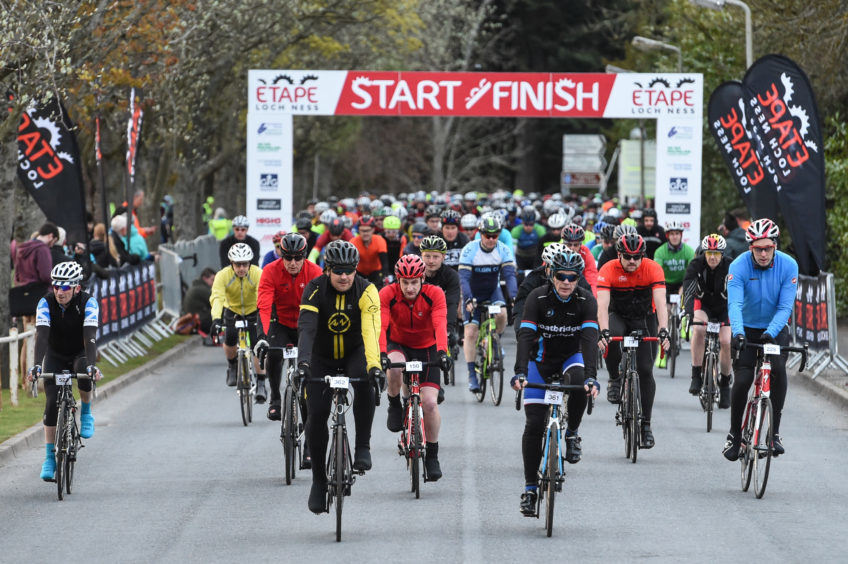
<box><xmin>232</xmin><ymin>215</ymin><xmax>249</xmax><ymax>228</ymax></box>
<box><xmin>314</xmin><ymin>201</ymin><xmax>329</xmax><ymax>214</ymax></box>
<box><xmin>51</xmin><ymin>261</ymin><xmax>84</xmax><ymax>286</ymax></box>
<box><xmin>541</xmin><ymin>242</ymin><xmax>567</xmax><ymax>266</ymax></box>
<box><xmin>319</xmin><ymin>209</ymin><xmax>337</xmax><ymax>225</ymax></box>
<box><xmin>665</xmin><ymin>221</ymin><xmax>685</xmax><ymax>232</ymax></box>
<box><xmin>227</xmin><ymin>242</ymin><xmax>254</xmax><ymax>262</ymax></box>
<box><xmin>547</xmin><ymin>212</ymin><xmax>568</xmax><ymax>230</ymax></box>
<box><xmin>460</xmin><ymin>214</ymin><xmax>478</xmax><ymax>229</ymax></box>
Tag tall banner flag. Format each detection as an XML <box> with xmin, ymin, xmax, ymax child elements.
<box><xmin>742</xmin><ymin>55</ymin><xmax>826</xmax><ymax>275</ymax></box>
<box><xmin>125</xmin><ymin>88</ymin><xmax>143</xmax><ymax>218</ymax></box>
<box><xmin>707</xmin><ymin>81</ymin><xmax>778</xmax><ymax>220</ymax></box>
<box><xmin>16</xmin><ymin>97</ymin><xmax>87</xmax><ymax>245</ymax></box>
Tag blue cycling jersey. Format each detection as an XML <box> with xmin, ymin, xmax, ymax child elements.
<box><xmin>727</xmin><ymin>250</ymin><xmax>797</xmax><ymax>338</ymax></box>
<box><xmin>458</xmin><ymin>239</ymin><xmax>518</xmax><ymax>302</ymax></box>
<box><xmin>474</xmin><ymin>228</ymin><xmax>514</xmax><ymax>248</ymax></box>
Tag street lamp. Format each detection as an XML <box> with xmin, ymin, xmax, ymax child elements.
<box><xmin>604</xmin><ymin>64</ymin><xmax>633</xmax><ymax>74</ymax></box>
<box><xmin>631</xmin><ymin>36</ymin><xmax>683</xmax><ymax>72</ymax></box>
<box><xmin>690</xmin><ymin>0</ymin><xmax>753</xmax><ymax>68</ymax></box>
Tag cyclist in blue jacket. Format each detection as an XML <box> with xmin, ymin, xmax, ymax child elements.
<box><xmin>723</xmin><ymin>218</ymin><xmax>798</xmax><ymax>461</ymax></box>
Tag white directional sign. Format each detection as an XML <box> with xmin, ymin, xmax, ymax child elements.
<box><xmin>563</xmin><ymin>134</ymin><xmax>606</xmax><ymax>154</ymax></box>
<box><xmin>562</xmin><ymin>154</ymin><xmax>607</xmax><ymax>171</ymax></box>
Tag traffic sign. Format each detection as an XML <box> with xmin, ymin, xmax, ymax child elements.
<box><xmin>562</xmin><ymin>154</ymin><xmax>607</xmax><ymax>172</ymax></box>
<box><xmin>561</xmin><ymin>171</ymin><xmax>603</xmax><ymax>188</ymax></box>
<box><xmin>563</xmin><ymin>134</ymin><xmax>606</xmax><ymax>155</ymax></box>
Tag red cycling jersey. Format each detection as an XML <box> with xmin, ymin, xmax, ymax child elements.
<box><xmin>379</xmin><ymin>282</ymin><xmax>448</xmax><ymax>352</ymax></box>
<box><xmin>578</xmin><ymin>245</ymin><xmax>599</xmax><ymax>296</ymax></box>
<box><xmin>257</xmin><ymin>258</ymin><xmax>323</xmax><ymax>333</ymax></box>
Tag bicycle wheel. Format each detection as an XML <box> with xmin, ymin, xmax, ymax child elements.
<box><xmin>740</xmin><ymin>404</ymin><xmax>754</xmax><ymax>492</ymax></box>
<box><xmin>489</xmin><ymin>333</ymin><xmax>504</xmax><ymax>406</ymax></box>
<box><xmin>238</xmin><ymin>353</ymin><xmax>250</xmax><ymax>426</ymax></box>
<box><xmin>449</xmin><ymin>345</ymin><xmax>458</xmax><ymax>386</ymax></box>
<box><xmin>282</xmin><ymin>383</ymin><xmax>296</xmax><ymax>484</ymax></box>
<box><xmin>474</xmin><ymin>345</ymin><xmax>486</xmax><ymax>403</ymax></box>
<box><xmin>621</xmin><ymin>382</ymin><xmax>632</xmax><ymax>460</ymax></box>
<box><xmin>411</xmin><ymin>396</ymin><xmax>421</xmax><ymax>498</ymax></box>
<box><xmin>65</xmin><ymin>413</ymin><xmax>78</xmax><ymax>495</ymax></box>
<box><xmin>544</xmin><ymin>429</ymin><xmax>558</xmax><ymax>537</ymax></box>
<box><xmin>629</xmin><ymin>372</ymin><xmax>640</xmax><ymax>464</ymax></box>
<box><xmin>55</xmin><ymin>400</ymin><xmax>67</xmax><ymax>500</ymax></box>
<box><xmin>668</xmin><ymin>314</ymin><xmax>678</xmax><ymax>379</ymax></box>
<box><xmin>753</xmin><ymin>398</ymin><xmax>774</xmax><ymax>499</ymax></box>
<box><xmin>335</xmin><ymin>424</ymin><xmax>345</xmax><ymax>542</ymax></box>
<box><xmin>704</xmin><ymin>353</ymin><xmax>717</xmax><ymax>433</ymax></box>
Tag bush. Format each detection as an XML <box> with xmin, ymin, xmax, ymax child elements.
<box><xmin>825</xmin><ymin>114</ymin><xmax>848</xmax><ymax>315</ymax></box>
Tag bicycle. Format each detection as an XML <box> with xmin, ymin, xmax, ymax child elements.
<box><xmin>471</xmin><ymin>300</ymin><xmax>505</xmax><ymax>406</ymax></box>
<box><xmin>263</xmin><ymin>344</ymin><xmax>305</xmax><ymax>485</ymax></box>
<box><xmin>317</xmin><ymin>371</ymin><xmax>381</xmax><ymax>542</ymax></box>
<box><xmin>736</xmin><ymin>341</ymin><xmax>807</xmax><ymax>499</ymax></box>
<box><xmin>665</xmin><ymin>294</ymin><xmax>682</xmax><ymax>379</ymax></box>
<box><xmin>690</xmin><ymin>319</ymin><xmax>727</xmax><ymax>432</ymax></box>
<box><xmin>607</xmin><ymin>332</ymin><xmax>660</xmax><ymax>463</ymax></box>
<box><xmin>388</xmin><ymin>360</ymin><xmax>442</xmax><ymax>498</ymax></box>
<box><xmin>233</xmin><ymin>315</ymin><xmax>257</xmax><ymax>426</ymax></box>
<box><xmin>447</xmin><ymin>340</ymin><xmax>459</xmax><ymax>387</ymax></box>
<box><xmin>32</xmin><ymin>372</ymin><xmax>95</xmax><ymax>501</ymax></box>
<box><xmin>514</xmin><ymin>374</ymin><xmax>594</xmax><ymax>537</ymax></box>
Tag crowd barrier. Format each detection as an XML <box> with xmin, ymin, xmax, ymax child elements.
<box><xmin>790</xmin><ymin>271</ymin><xmax>848</xmax><ymax>378</ymax></box>
<box><xmin>159</xmin><ymin>235</ymin><xmax>219</xmax><ymax>317</ymax></box>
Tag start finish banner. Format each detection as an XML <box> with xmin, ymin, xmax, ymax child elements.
<box><xmin>247</xmin><ymin>71</ymin><xmax>703</xmax><ymax>248</ymax></box>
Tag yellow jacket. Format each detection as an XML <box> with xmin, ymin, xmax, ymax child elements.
<box><xmin>210</xmin><ymin>265</ymin><xmax>262</xmax><ymax>319</ymax></box>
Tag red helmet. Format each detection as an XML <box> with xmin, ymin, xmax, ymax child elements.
<box><xmin>272</xmin><ymin>230</ymin><xmax>286</xmax><ymax>244</ymax></box>
<box><xmin>395</xmin><ymin>254</ymin><xmax>426</xmax><ymax>279</ymax></box>
<box><xmin>358</xmin><ymin>215</ymin><xmax>376</xmax><ymax>228</ymax></box>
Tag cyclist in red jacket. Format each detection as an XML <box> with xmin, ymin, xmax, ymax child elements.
<box><xmin>255</xmin><ymin>233</ymin><xmax>322</xmax><ymax>429</ymax></box>
<box><xmin>379</xmin><ymin>254</ymin><xmax>452</xmax><ymax>481</ymax></box>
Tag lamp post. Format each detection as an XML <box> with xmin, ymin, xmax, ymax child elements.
<box><xmin>690</xmin><ymin>0</ymin><xmax>753</xmax><ymax>68</ymax></box>
<box><xmin>631</xmin><ymin>36</ymin><xmax>683</xmax><ymax>72</ymax></box>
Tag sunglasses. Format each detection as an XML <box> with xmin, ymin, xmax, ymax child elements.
<box><xmin>482</xmin><ymin>233</ymin><xmax>499</xmax><ymax>240</ymax></box>
<box><xmin>621</xmin><ymin>253</ymin><xmax>643</xmax><ymax>262</ymax></box>
<box><xmin>553</xmin><ymin>272</ymin><xmax>579</xmax><ymax>282</ymax></box>
<box><xmin>412</xmin><ymin>234</ymin><xmax>424</xmax><ymax>240</ymax></box>
<box><xmin>331</xmin><ymin>267</ymin><xmax>356</xmax><ymax>275</ymax></box>
<box><xmin>53</xmin><ymin>284</ymin><xmax>75</xmax><ymax>291</ymax></box>
<box><xmin>282</xmin><ymin>255</ymin><xmax>304</xmax><ymax>262</ymax></box>
<box><xmin>704</xmin><ymin>251</ymin><xmax>723</xmax><ymax>258</ymax></box>
<box><xmin>751</xmin><ymin>245</ymin><xmax>775</xmax><ymax>254</ymax></box>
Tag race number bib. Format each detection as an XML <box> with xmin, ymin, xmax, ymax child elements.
<box><xmin>283</xmin><ymin>347</ymin><xmax>298</xmax><ymax>359</ymax></box>
<box><xmin>623</xmin><ymin>336</ymin><xmax>639</xmax><ymax>349</ymax></box>
<box><xmin>234</xmin><ymin>319</ymin><xmax>247</xmax><ymax>329</ymax></box>
<box><xmin>405</xmin><ymin>361</ymin><xmax>423</xmax><ymax>372</ymax></box>
<box><xmin>543</xmin><ymin>390</ymin><xmax>563</xmax><ymax>404</ymax></box>
<box><xmin>487</xmin><ymin>305</ymin><xmax>501</xmax><ymax>315</ymax></box>
<box><xmin>707</xmin><ymin>322</ymin><xmax>721</xmax><ymax>333</ymax></box>
<box><xmin>669</xmin><ymin>294</ymin><xmax>680</xmax><ymax>304</ymax></box>
<box><xmin>329</xmin><ymin>376</ymin><xmax>349</xmax><ymax>389</ymax></box>
<box><xmin>763</xmin><ymin>343</ymin><xmax>781</xmax><ymax>356</ymax></box>
<box><xmin>55</xmin><ymin>373</ymin><xmax>72</xmax><ymax>386</ymax></box>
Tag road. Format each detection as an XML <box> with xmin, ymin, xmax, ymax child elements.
<box><xmin>2</xmin><ymin>334</ymin><xmax>847</xmax><ymax>562</ymax></box>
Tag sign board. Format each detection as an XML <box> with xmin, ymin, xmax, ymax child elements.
<box><xmin>562</xmin><ymin>154</ymin><xmax>606</xmax><ymax>171</ymax></box>
<box><xmin>561</xmin><ymin>171</ymin><xmax>603</xmax><ymax>189</ymax></box>
<box><xmin>563</xmin><ymin>134</ymin><xmax>606</xmax><ymax>154</ymax></box>
<box><xmin>248</xmin><ymin>70</ymin><xmax>702</xmax><ymax>255</ymax></box>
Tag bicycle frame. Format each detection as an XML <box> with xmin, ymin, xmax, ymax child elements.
<box><xmin>475</xmin><ymin>302</ymin><xmax>501</xmax><ymax>375</ymax></box>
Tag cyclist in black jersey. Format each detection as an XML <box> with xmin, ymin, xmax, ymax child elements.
<box><xmin>439</xmin><ymin>209</ymin><xmax>470</xmax><ymax>270</ymax></box>
<box><xmin>511</xmin><ymin>248</ymin><xmax>599</xmax><ymax>515</ymax></box>
<box><xmin>297</xmin><ymin>240</ymin><xmax>385</xmax><ymax>514</ymax></box>
<box><xmin>420</xmin><ymin>235</ymin><xmax>461</xmax><ymax>351</ymax></box>
<box><xmin>27</xmin><ymin>262</ymin><xmax>102</xmax><ymax>481</ymax></box>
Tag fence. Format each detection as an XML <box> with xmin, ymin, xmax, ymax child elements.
<box><xmin>159</xmin><ymin>235</ymin><xmax>219</xmax><ymax>317</ymax></box>
<box><xmin>789</xmin><ymin>271</ymin><xmax>848</xmax><ymax>378</ymax></box>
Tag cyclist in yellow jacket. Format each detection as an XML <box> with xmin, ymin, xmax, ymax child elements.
<box><xmin>210</xmin><ymin>243</ymin><xmax>267</xmax><ymax>401</ymax></box>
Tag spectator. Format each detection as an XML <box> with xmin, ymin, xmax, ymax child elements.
<box><xmin>15</xmin><ymin>222</ymin><xmax>58</xmax><ymax>287</ymax></box>
<box><xmin>51</xmin><ymin>226</ymin><xmax>73</xmax><ymax>267</ymax></box>
<box><xmin>720</xmin><ymin>208</ymin><xmax>748</xmax><ymax>260</ymax></box>
<box><xmin>181</xmin><ymin>267</ymin><xmax>216</xmax><ymax>334</ymax></box>
<box><xmin>160</xmin><ymin>195</ymin><xmax>175</xmax><ymax>244</ymax></box>
<box><xmin>91</xmin><ymin>223</ymin><xmax>118</xmax><ymax>269</ymax></box>
<box><xmin>72</xmin><ymin>240</ymin><xmax>93</xmax><ymax>280</ymax></box>
<box><xmin>109</xmin><ymin>214</ymin><xmax>141</xmax><ymax>266</ymax></box>
<box><xmin>208</xmin><ymin>207</ymin><xmax>231</xmax><ymax>241</ymax></box>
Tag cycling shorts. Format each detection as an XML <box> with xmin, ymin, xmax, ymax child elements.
<box><xmin>223</xmin><ymin>309</ymin><xmax>260</xmax><ymax>348</ymax></box>
<box><xmin>463</xmin><ymin>286</ymin><xmax>505</xmax><ymax>325</ymax></box>
<box><xmin>524</xmin><ymin>352</ymin><xmax>584</xmax><ymax>405</ymax></box>
<box><xmin>386</xmin><ymin>341</ymin><xmax>441</xmax><ymax>389</ymax></box>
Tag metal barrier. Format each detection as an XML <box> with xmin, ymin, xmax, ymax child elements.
<box><xmin>789</xmin><ymin>271</ymin><xmax>848</xmax><ymax>378</ymax></box>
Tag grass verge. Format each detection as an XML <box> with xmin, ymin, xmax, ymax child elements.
<box><xmin>0</xmin><ymin>333</ymin><xmax>190</xmax><ymax>443</ymax></box>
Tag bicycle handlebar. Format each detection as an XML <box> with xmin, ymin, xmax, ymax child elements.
<box><xmin>739</xmin><ymin>342</ymin><xmax>809</xmax><ymax>373</ymax></box>
<box><xmin>31</xmin><ymin>373</ymin><xmax>96</xmax><ymax>398</ymax></box>
<box><xmin>602</xmin><ymin>334</ymin><xmax>663</xmax><ymax>359</ymax></box>
<box><xmin>513</xmin><ymin>377</ymin><xmax>595</xmax><ymax>414</ymax></box>
<box><xmin>306</xmin><ymin>374</ymin><xmax>384</xmax><ymax>406</ymax></box>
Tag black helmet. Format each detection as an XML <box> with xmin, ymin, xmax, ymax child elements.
<box><xmin>616</xmin><ymin>233</ymin><xmax>646</xmax><ymax>255</ymax></box>
<box><xmin>548</xmin><ymin>248</ymin><xmax>585</xmax><ymax>275</ymax></box>
<box><xmin>600</xmin><ymin>223</ymin><xmax>617</xmax><ymax>241</ymax></box>
<box><xmin>520</xmin><ymin>207</ymin><xmax>536</xmax><ymax>225</ymax></box>
<box><xmin>642</xmin><ymin>208</ymin><xmax>658</xmax><ymax>219</ymax></box>
<box><xmin>328</xmin><ymin>217</ymin><xmax>345</xmax><ymax>236</ymax></box>
<box><xmin>324</xmin><ymin>240</ymin><xmax>359</xmax><ymax>267</ymax></box>
<box><xmin>295</xmin><ymin>217</ymin><xmax>312</xmax><ymax>231</ymax></box>
<box><xmin>425</xmin><ymin>205</ymin><xmax>441</xmax><ymax>220</ymax></box>
<box><xmin>280</xmin><ymin>233</ymin><xmax>307</xmax><ymax>256</ymax></box>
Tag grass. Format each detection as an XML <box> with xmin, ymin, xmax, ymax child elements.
<box><xmin>0</xmin><ymin>333</ymin><xmax>191</xmax><ymax>443</ymax></box>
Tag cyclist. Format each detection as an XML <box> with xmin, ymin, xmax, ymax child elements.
<box><xmin>297</xmin><ymin>240</ymin><xmax>385</xmax><ymax>513</ymax></box>
<box><xmin>420</xmin><ymin>235</ymin><xmax>462</xmax><ymax>360</ymax></box>
<box><xmin>683</xmin><ymin>234</ymin><xmax>733</xmax><ymax>406</ymax></box>
<box><xmin>597</xmin><ymin>233</ymin><xmax>670</xmax><ymax>449</ymax></box>
<box><xmin>351</xmin><ymin>215</ymin><xmax>389</xmax><ymax>288</ymax></box>
<box><xmin>459</xmin><ymin>215</ymin><xmax>518</xmax><ymax>393</ymax></box>
<box><xmin>255</xmin><ymin>233</ymin><xmax>322</xmax><ymax>430</ymax></box>
<box><xmin>512</xmin><ymin>248</ymin><xmax>599</xmax><ymax>514</ymax></box>
<box><xmin>591</xmin><ymin>223</ymin><xmax>617</xmax><ymax>263</ymax></box>
<box><xmin>597</xmin><ymin>223</ymin><xmax>636</xmax><ymax>270</ymax></box>
<box><xmin>308</xmin><ymin>217</ymin><xmax>354</xmax><ymax>263</ymax></box>
<box><xmin>460</xmin><ymin>213</ymin><xmax>479</xmax><ymax>240</ymax></box>
<box><xmin>402</xmin><ymin>222</ymin><xmax>430</xmax><ymax>256</ymax></box>
<box><xmin>295</xmin><ymin>216</ymin><xmax>319</xmax><ymax>256</ymax></box>
<box><xmin>723</xmin><ymin>219</ymin><xmax>797</xmax><ymax>461</ymax></box>
<box><xmin>425</xmin><ymin>205</ymin><xmax>443</xmax><ymax>233</ymax></box>
<box><xmin>382</xmin><ymin>215</ymin><xmax>405</xmax><ymax>275</ymax></box>
<box><xmin>511</xmin><ymin>207</ymin><xmax>546</xmax><ymax>272</ymax></box>
<box><xmin>261</xmin><ymin>230</ymin><xmax>287</xmax><ymax>268</ymax></box>
<box><xmin>27</xmin><ymin>262</ymin><xmax>101</xmax><ymax>481</ymax></box>
<box><xmin>218</xmin><ymin>215</ymin><xmax>260</xmax><ymax>268</ymax></box>
<box><xmin>210</xmin><ymin>243</ymin><xmax>267</xmax><ymax>402</ymax></box>
<box><xmin>440</xmin><ymin>209</ymin><xmax>470</xmax><ymax>270</ymax></box>
<box><xmin>561</xmin><ymin>223</ymin><xmax>598</xmax><ymax>295</ymax></box>
<box><xmin>380</xmin><ymin>255</ymin><xmax>452</xmax><ymax>481</ymax></box>
<box><xmin>537</xmin><ymin>211</ymin><xmax>568</xmax><ymax>249</ymax></box>
<box><xmin>637</xmin><ymin>208</ymin><xmax>666</xmax><ymax>259</ymax></box>
<box><xmin>652</xmin><ymin>221</ymin><xmax>695</xmax><ymax>368</ymax></box>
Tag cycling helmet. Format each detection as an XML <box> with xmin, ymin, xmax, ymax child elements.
<box><xmin>395</xmin><ymin>254</ymin><xmax>426</xmax><ymax>278</ymax></box>
<box><xmin>369</xmin><ymin>199</ymin><xmax>384</xmax><ymax>212</ymax></box>
<box><xmin>520</xmin><ymin>208</ymin><xmax>536</xmax><ymax>225</ymax></box>
<box><xmin>411</xmin><ymin>222</ymin><xmax>428</xmax><ymax>235</ymax></box>
<box><xmin>548</xmin><ymin>248</ymin><xmax>585</xmax><ymax>275</ymax></box>
<box><xmin>665</xmin><ymin>221</ymin><xmax>685</xmax><ymax>232</ymax></box>
<box><xmin>606</xmin><ymin>207</ymin><xmax>622</xmax><ymax>219</ymax></box>
<box><xmin>341</xmin><ymin>215</ymin><xmax>353</xmax><ymax>229</ymax></box>
<box><xmin>228</xmin><ymin>242</ymin><xmax>254</xmax><ymax>262</ymax></box>
<box><xmin>280</xmin><ymin>233</ymin><xmax>307</xmax><ymax>255</ymax></box>
<box><xmin>441</xmin><ymin>209</ymin><xmax>461</xmax><ymax>225</ymax></box>
<box><xmin>358</xmin><ymin>215</ymin><xmax>376</xmax><ymax>228</ymax></box>
<box><xmin>324</xmin><ymin>240</ymin><xmax>359</xmax><ymax>267</ymax></box>
<box><xmin>460</xmin><ymin>214</ymin><xmax>478</xmax><ymax>229</ymax></box>
<box><xmin>464</xmin><ymin>191</ymin><xmax>477</xmax><ymax>202</ymax></box>
<box><xmin>593</xmin><ymin>220</ymin><xmax>608</xmax><ymax>235</ymax></box>
<box><xmin>479</xmin><ymin>215</ymin><xmax>502</xmax><ymax>234</ymax></box>
<box><xmin>745</xmin><ymin>218</ymin><xmax>779</xmax><ymax>243</ymax></box>
<box><xmin>613</xmin><ymin>223</ymin><xmax>637</xmax><ymax>239</ymax></box>
<box><xmin>232</xmin><ymin>215</ymin><xmax>249</xmax><ymax>228</ymax></box>
<box><xmin>420</xmin><ymin>235</ymin><xmax>448</xmax><ymax>253</ymax></box>
<box><xmin>319</xmin><ymin>209</ymin><xmax>337</xmax><ymax>225</ymax></box>
<box><xmin>701</xmin><ymin>233</ymin><xmax>727</xmax><ymax>252</ymax></box>
<box><xmin>295</xmin><ymin>217</ymin><xmax>312</xmax><ymax>231</ymax></box>
<box><xmin>425</xmin><ymin>205</ymin><xmax>441</xmax><ymax>220</ymax></box>
<box><xmin>383</xmin><ymin>216</ymin><xmax>402</xmax><ymax>230</ymax></box>
<box><xmin>642</xmin><ymin>208</ymin><xmax>658</xmax><ymax>219</ymax></box>
<box><xmin>51</xmin><ymin>261</ymin><xmax>84</xmax><ymax>286</ymax></box>
<box><xmin>629</xmin><ymin>209</ymin><xmax>644</xmax><ymax>221</ymax></box>
<box><xmin>314</xmin><ymin>202</ymin><xmax>329</xmax><ymax>214</ymax></box>
<box><xmin>272</xmin><ymin>230</ymin><xmax>286</xmax><ymax>244</ymax></box>
<box><xmin>328</xmin><ymin>218</ymin><xmax>345</xmax><ymax>236</ymax></box>
<box><xmin>395</xmin><ymin>206</ymin><xmax>409</xmax><ymax>220</ymax></box>
<box><xmin>600</xmin><ymin>223</ymin><xmax>617</xmax><ymax>241</ymax></box>
<box><xmin>616</xmin><ymin>233</ymin><xmax>646</xmax><ymax>255</ymax></box>
<box><xmin>621</xmin><ymin>217</ymin><xmax>638</xmax><ymax>228</ymax></box>
<box><xmin>561</xmin><ymin>223</ymin><xmax>585</xmax><ymax>243</ymax></box>
<box><xmin>547</xmin><ymin>212</ymin><xmax>568</xmax><ymax>230</ymax></box>
<box><xmin>296</xmin><ymin>210</ymin><xmax>313</xmax><ymax>221</ymax></box>
<box><xmin>541</xmin><ymin>242</ymin><xmax>567</xmax><ymax>266</ymax></box>
<box><xmin>357</xmin><ymin>196</ymin><xmax>371</xmax><ymax>209</ymax></box>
